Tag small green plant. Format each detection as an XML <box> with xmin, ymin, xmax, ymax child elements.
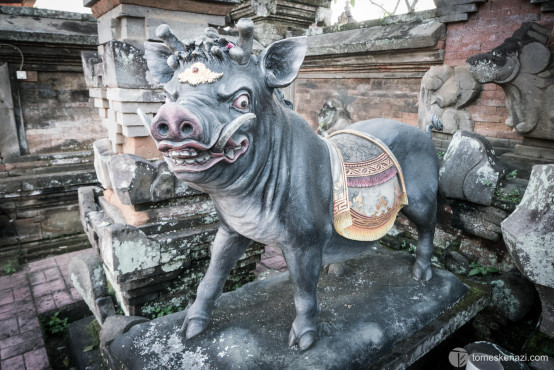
<box><xmin>83</xmin><ymin>319</ymin><xmax>101</xmax><ymax>352</ymax></box>
<box><xmin>3</xmin><ymin>262</ymin><xmax>16</xmax><ymax>274</ymax></box>
<box><xmin>148</xmin><ymin>305</ymin><xmax>177</xmax><ymax>319</ymax></box>
<box><xmin>437</xmin><ymin>151</ymin><xmax>445</xmax><ymax>159</ymax></box>
<box><xmin>468</xmin><ymin>262</ymin><xmax>499</xmax><ymax>277</ymax></box>
<box><xmin>495</xmin><ymin>188</ymin><xmax>522</xmax><ymax>203</ymax></box>
<box><xmin>506</xmin><ymin>170</ymin><xmax>518</xmax><ymax>180</ymax></box>
<box><xmin>45</xmin><ymin>312</ymin><xmax>69</xmax><ymax>336</ymax></box>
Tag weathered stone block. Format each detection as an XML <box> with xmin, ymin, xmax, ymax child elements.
<box><xmin>102</xmin><ymin>41</ymin><xmax>152</xmax><ymax>89</ymax></box>
<box><xmin>93</xmin><ymin>139</ymin><xmax>114</xmax><ymax>189</ymax></box>
<box><xmin>108</xmin><ymin>154</ymin><xmax>186</xmax><ymax>205</ymax></box>
<box><xmin>501</xmin><ymin>165</ymin><xmax>554</xmax><ymax>288</ymax></box>
<box><xmin>69</xmin><ymin>249</ymin><xmax>116</xmax><ymax>324</ymax></box>
<box><xmin>440</xmin><ymin>131</ymin><xmax>506</xmax><ymax>205</ymax></box>
<box><xmin>121</xmin><ymin>125</ymin><xmax>149</xmax><ymax>137</ymax></box>
<box><xmin>489</xmin><ymin>271</ymin><xmax>536</xmax><ymax>322</ymax></box>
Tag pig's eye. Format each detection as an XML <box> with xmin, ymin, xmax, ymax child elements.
<box><xmin>232</xmin><ymin>94</ymin><xmax>250</xmax><ymax>110</ymax></box>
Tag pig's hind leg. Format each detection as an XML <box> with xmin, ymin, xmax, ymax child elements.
<box><xmin>181</xmin><ymin>227</ymin><xmax>250</xmax><ymax>339</ymax></box>
<box><xmin>401</xmin><ymin>194</ymin><xmax>437</xmax><ymax>282</ymax></box>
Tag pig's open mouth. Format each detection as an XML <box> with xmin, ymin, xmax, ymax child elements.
<box><xmin>138</xmin><ymin>111</ymin><xmax>256</xmax><ymax>173</ymax></box>
<box><xmin>162</xmin><ymin>138</ymin><xmax>249</xmax><ymax>172</ymax></box>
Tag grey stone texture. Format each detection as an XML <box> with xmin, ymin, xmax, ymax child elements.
<box><xmin>467</xmin><ymin>22</ymin><xmax>554</xmax><ymax>140</ymax></box>
<box><xmin>102</xmin><ymin>41</ymin><xmax>152</xmax><ymax>89</ymax></box>
<box><xmin>106</xmin><ymin>249</ymin><xmax>488</xmax><ymax>369</ymax></box>
<box><xmin>489</xmin><ymin>271</ymin><xmax>536</xmax><ymax>322</ymax></box>
<box><xmin>501</xmin><ymin>164</ymin><xmax>554</xmax><ymax>336</ymax></box>
<box><xmin>307</xmin><ymin>19</ymin><xmax>445</xmax><ymax>57</ymax></box>
<box><xmin>68</xmin><ymin>249</ymin><xmax>115</xmax><ymax>324</ymax></box>
<box><xmin>440</xmin><ymin>131</ymin><xmax>507</xmax><ymax>206</ymax></box>
<box><xmin>418</xmin><ymin>65</ymin><xmax>481</xmax><ymax>134</ymax></box>
<box><xmin>501</xmin><ymin>165</ymin><xmax>554</xmax><ymax>288</ymax></box>
<box><xmin>433</xmin><ymin>0</ymin><xmax>485</xmax><ymax>23</ymax></box>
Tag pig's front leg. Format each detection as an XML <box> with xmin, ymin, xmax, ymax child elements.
<box><xmin>282</xmin><ymin>245</ymin><xmax>323</xmax><ymax>352</ymax></box>
<box><xmin>181</xmin><ymin>227</ymin><xmax>250</xmax><ymax>339</ymax></box>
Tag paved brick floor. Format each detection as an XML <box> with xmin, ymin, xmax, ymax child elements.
<box><xmin>0</xmin><ymin>251</ymin><xmax>85</xmax><ymax>370</ymax></box>
<box><xmin>0</xmin><ymin>246</ymin><xmax>287</xmax><ymax>369</ymax></box>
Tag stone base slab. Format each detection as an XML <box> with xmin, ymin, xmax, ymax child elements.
<box><xmin>106</xmin><ymin>248</ymin><xmax>489</xmax><ymax>369</ymax></box>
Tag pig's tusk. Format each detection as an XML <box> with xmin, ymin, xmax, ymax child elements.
<box><xmin>137</xmin><ymin>108</ymin><xmax>153</xmax><ymax>137</ymax></box>
<box><xmin>214</xmin><ymin>113</ymin><xmax>256</xmax><ymax>152</ymax></box>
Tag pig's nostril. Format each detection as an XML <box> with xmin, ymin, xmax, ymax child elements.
<box><xmin>157</xmin><ymin>123</ymin><xmax>170</xmax><ymax>136</ymax></box>
<box><xmin>180</xmin><ymin>122</ymin><xmax>194</xmax><ymax>136</ymax></box>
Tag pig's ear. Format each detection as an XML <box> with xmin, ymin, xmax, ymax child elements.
<box><xmin>144</xmin><ymin>41</ymin><xmax>174</xmax><ymax>84</ymax></box>
<box><xmin>259</xmin><ymin>36</ymin><xmax>307</xmax><ymax>88</ymax></box>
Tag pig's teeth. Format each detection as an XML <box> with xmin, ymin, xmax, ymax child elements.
<box><xmin>189</xmin><ymin>148</ymin><xmax>198</xmax><ymax>156</ymax></box>
<box><xmin>181</xmin><ymin>150</ymin><xmax>190</xmax><ymax>156</ymax></box>
<box><xmin>175</xmin><ymin>158</ymin><xmax>185</xmax><ymax>165</ymax></box>
<box><xmin>234</xmin><ymin>146</ymin><xmax>241</xmax><ymax>150</ymax></box>
<box><xmin>195</xmin><ymin>156</ymin><xmax>205</xmax><ymax>163</ymax></box>
<box><xmin>171</xmin><ymin>150</ymin><xmax>179</xmax><ymax>157</ymax></box>
<box><xmin>224</xmin><ymin>148</ymin><xmax>235</xmax><ymax>159</ymax></box>
<box><xmin>185</xmin><ymin>159</ymin><xmax>195</xmax><ymax>164</ymax></box>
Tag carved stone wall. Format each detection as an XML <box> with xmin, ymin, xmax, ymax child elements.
<box><xmin>441</xmin><ymin>0</ymin><xmax>554</xmax><ymax>147</ymax></box>
<box><xmin>295</xmin><ymin>12</ymin><xmax>446</xmax><ymax>131</ymax></box>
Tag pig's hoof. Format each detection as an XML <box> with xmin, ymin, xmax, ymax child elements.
<box><xmin>181</xmin><ymin>315</ymin><xmax>209</xmax><ymax>339</ymax></box>
<box><xmin>288</xmin><ymin>327</ymin><xmax>317</xmax><ymax>352</ymax></box>
<box><xmin>412</xmin><ymin>262</ymin><xmax>432</xmax><ymax>282</ymax></box>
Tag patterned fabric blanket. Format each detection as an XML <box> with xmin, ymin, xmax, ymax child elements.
<box><xmin>322</xmin><ymin>129</ymin><xmax>408</xmax><ymax>241</ymax></box>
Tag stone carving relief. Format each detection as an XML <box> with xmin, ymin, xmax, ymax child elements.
<box><xmin>418</xmin><ymin>65</ymin><xmax>481</xmax><ymax>134</ymax></box>
<box><xmin>317</xmin><ymin>98</ymin><xmax>352</xmax><ymax>135</ymax></box>
<box><xmin>467</xmin><ymin>22</ymin><xmax>554</xmax><ymax>139</ymax></box>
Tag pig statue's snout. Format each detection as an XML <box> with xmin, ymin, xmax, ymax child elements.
<box><xmin>150</xmin><ymin>102</ymin><xmax>203</xmax><ymax>144</ymax></box>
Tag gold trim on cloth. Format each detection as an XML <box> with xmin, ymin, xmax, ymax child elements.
<box><xmin>178</xmin><ymin>62</ymin><xmax>223</xmax><ymax>86</ymax></box>
<box><xmin>322</xmin><ymin>129</ymin><xmax>408</xmax><ymax>241</ymax></box>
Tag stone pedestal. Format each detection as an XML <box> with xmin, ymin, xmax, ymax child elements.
<box><xmin>102</xmin><ymin>248</ymin><xmax>490</xmax><ymax>369</ymax></box>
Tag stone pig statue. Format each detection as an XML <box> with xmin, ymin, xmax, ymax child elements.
<box><xmin>141</xmin><ymin>19</ymin><xmax>439</xmax><ymax>351</ymax></box>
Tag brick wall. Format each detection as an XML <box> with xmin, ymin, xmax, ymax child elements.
<box><xmin>295</xmin><ymin>77</ymin><xmax>421</xmax><ymax>130</ymax></box>
<box><xmin>443</xmin><ymin>0</ymin><xmax>554</xmax><ymax>142</ymax></box>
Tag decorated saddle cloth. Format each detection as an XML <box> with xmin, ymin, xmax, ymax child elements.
<box><xmin>322</xmin><ymin>129</ymin><xmax>408</xmax><ymax>242</ymax></box>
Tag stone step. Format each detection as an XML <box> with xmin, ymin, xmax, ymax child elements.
<box><xmin>2</xmin><ymin>151</ymin><xmax>93</xmax><ymax>163</ymax></box>
<box><xmin>0</xmin><ymin>169</ymin><xmax>98</xmax><ymax>195</ymax></box>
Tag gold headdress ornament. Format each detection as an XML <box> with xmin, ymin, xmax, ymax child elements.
<box><xmin>178</xmin><ymin>62</ymin><xmax>223</xmax><ymax>86</ymax></box>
